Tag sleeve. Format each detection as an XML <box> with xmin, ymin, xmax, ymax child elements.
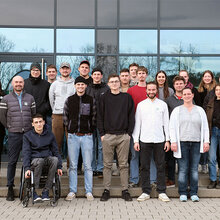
<box><xmin>127</xmin><ymin>95</ymin><xmax>135</xmax><ymax>137</ymax></box>
<box><xmin>169</xmin><ymin>108</ymin><xmax>178</xmax><ymax>143</ymax></box>
<box><xmin>0</xmin><ymin>97</ymin><xmax>8</xmax><ymax>128</ymax></box>
<box><xmin>38</xmin><ymin>83</ymin><xmax>51</xmax><ymax>116</ymax></box>
<box><xmin>97</xmin><ymin>94</ymin><xmax>105</xmax><ymax>136</ymax></box>
<box><xmin>201</xmin><ymin>108</ymin><xmax>210</xmax><ymax>143</ymax></box>
<box><xmin>49</xmin><ymin>83</ymin><xmax>55</xmax><ymax>111</ymax></box>
<box><xmin>22</xmin><ymin>134</ymin><xmax>32</xmax><ymax>172</ymax></box>
<box><xmin>51</xmin><ymin>133</ymin><xmax>62</xmax><ymax>169</ymax></box>
<box><xmin>63</xmin><ymin>98</ymin><xmax>69</xmax><ymax>127</ymax></box>
<box><xmin>163</xmin><ymin>103</ymin><xmax>170</xmax><ymax>141</ymax></box>
<box><xmin>132</xmin><ymin>103</ymin><xmax>141</xmax><ymax>143</ymax></box>
<box><xmin>31</xmin><ymin>96</ymin><xmax>36</xmax><ymax>116</ymax></box>
<box><xmin>91</xmin><ymin>98</ymin><xmax>97</xmax><ymax>129</ymax></box>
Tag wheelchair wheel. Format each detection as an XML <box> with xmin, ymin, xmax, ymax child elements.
<box><xmin>55</xmin><ymin>174</ymin><xmax>61</xmax><ymax>199</ymax></box>
<box><xmin>50</xmin><ymin>200</ymin><xmax>58</xmax><ymax>207</ymax></box>
<box><xmin>19</xmin><ymin>167</ymin><xmax>25</xmax><ymax>201</ymax></box>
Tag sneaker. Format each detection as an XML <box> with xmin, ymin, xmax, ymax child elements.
<box><xmin>42</xmin><ymin>189</ymin><xmax>50</xmax><ymax>201</ymax></box>
<box><xmin>191</xmin><ymin>195</ymin><xmax>199</xmax><ymax>202</ymax></box>
<box><xmin>100</xmin><ymin>189</ymin><xmax>110</xmax><ymax>202</ymax></box>
<box><xmin>166</xmin><ymin>180</ymin><xmax>175</xmax><ymax>188</ymax></box>
<box><xmin>216</xmin><ymin>182</ymin><xmax>220</xmax><ymax>189</ymax></box>
<box><xmin>86</xmin><ymin>192</ymin><xmax>94</xmax><ymax>201</ymax></box>
<box><xmin>112</xmin><ymin>169</ymin><xmax>120</xmax><ymax>176</ymax></box>
<box><xmin>33</xmin><ymin>191</ymin><xmax>42</xmax><ymax>203</ymax></box>
<box><xmin>207</xmin><ymin>181</ymin><xmax>217</xmax><ymax>189</ymax></box>
<box><xmin>179</xmin><ymin>195</ymin><xmax>187</xmax><ymax>202</ymax></box>
<box><xmin>151</xmin><ymin>182</ymin><xmax>157</xmax><ymax>188</ymax></box>
<box><xmin>128</xmin><ymin>182</ymin><xmax>138</xmax><ymax>188</ymax></box>
<box><xmin>6</xmin><ymin>186</ymin><xmax>14</xmax><ymax>201</ymax></box>
<box><xmin>137</xmin><ymin>193</ymin><xmax>150</xmax><ymax>202</ymax></box>
<box><xmin>201</xmin><ymin>165</ymin><xmax>208</xmax><ymax>174</ymax></box>
<box><xmin>65</xmin><ymin>192</ymin><xmax>76</xmax><ymax>201</ymax></box>
<box><xmin>158</xmin><ymin>193</ymin><xmax>170</xmax><ymax>202</ymax></box>
<box><xmin>122</xmin><ymin>189</ymin><xmax>132</xmax><ymax>201</ymax></box>
<box><xmin>97</xmin><ymin>172</ymin><xmax>103</xmax><ymax>178</ymax></box>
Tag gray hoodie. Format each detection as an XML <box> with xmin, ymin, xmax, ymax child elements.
<box><xmin>49</xmin><ymin>77</ymin><xmax>75</xmax><ymax>114</ymax></box>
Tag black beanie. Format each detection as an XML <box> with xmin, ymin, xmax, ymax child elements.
<box><xmin>75</xmin><ymin>76</ymin><xmax>87</xmax><ymax>85</ymax></box>
<box><xmin>30</xmin><ymin>62</ymin><xmax>41</xmax><ymax>72</ymax></box>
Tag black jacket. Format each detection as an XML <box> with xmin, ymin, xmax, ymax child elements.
<box><xmin>63</xmin><ymin>93</ymin><xmax>96</xmax><ymax>134</ymax></box>
<box><xmin>24</xmin><ymin>75</ymin><xmax>51</xmax><ymax>117</ymax></box>
<box><xmin>22</xmin><ymin>125</ymin><xmax>62</xmax><ymax>171</ymax></box>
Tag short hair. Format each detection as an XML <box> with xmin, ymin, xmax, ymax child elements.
<box><xmin>129</xmin><ymin>63</ymin><xmax>139</xmax><ymax>69</ymax></box>
<box><xmin>215</xmin><ymin>83</ymin><xmax>220</xmax><ymax>91</ymax></box>
<box><xmin>92</xmin><ymin>67</ymin><xmax>103</xmax><ymax>75</ymax></box>
<box><xmin>137</xmin><ymin>66</ymin><xmax>148</xmax><ymax>74</ymax></box>
<box><xmin>32</xmin><ymin>113</ymin><xmax>44</xmax><ymax>121</ymax></box>
<box><xmin>120</xmin><ymin>68</ymin><xmax>129</xmax><ymax>74</ymax></box>
<box><xmin>179</xmin><ymin>69</ymin><xmax>189</xmax><ymax>76</ymax></box>
<box><xmin>173</xmin><ymin>76</ymin><xmax>185</xmax><ymax>84</ymax></box>
<box><xmin>146</xmin><ymin>81</ymin><xmax>158</xmax><ymax>89</ymax></box>
<box><xmin>183</xmin><ymin>87</ymin><xmax>194</xmax><ymax>94</ymax></box>
<box><xmin>108</xmin><ymin>73</ymin><xmax>119</xmax><ymax>82</ymax></box>
<box><xmin>46</xmin><ymin>64</ymin><xmax>57</xmax><ymax>72</ymax></box>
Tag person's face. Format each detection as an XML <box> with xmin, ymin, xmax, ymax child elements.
<box><xmin>12</xmin><ymin>76</ymin><xmax>24</xmax><ymax>93</ymax></box>
<box><xmin>75</xmin><ymin>82</ymin><xmax>87</xmax><ymax>94</ymax></box>
<box><xmin>108</xmin><ymin>77</ymin><xmax>120</xmax><ymax>91</ymax></box>
<box><xmin>182</xmin><ymin>88</ymin><xmax>194</xmax><ymax>103</ymax></box>
<box><xmin>173</xmin><ymin>80</ymin><xmax>185</xmax><ymax>93</ymax></box>
<box><xmin>78</xmin><ymin>64</ymin><xmax>90</xmax><ymax>77</ymax></box>
<box><xmin>92</xmin><ymin>71</ymin><xmax>103</xmax><ymax>84</ymax></box>
<box><xmin>46</xmin><ymin>68</ymin><xmax>57</xmax><ymax>81</ymax></box>
<box><xmin>215</xmin><ymin>86</ymin><xmax>220</xmax><ymax>99</ymax></box>
<box><xmin>137</xmin><ymin>71</ymin><xmax>147</xmax><ymax>82</ymax></box>
<box><xmin>129</xmin><ymin>66</ymin><xmax>138</xmax><ymax>78</ymax></box>
<box><xmin>120</xmin><ymin>71</ymin><xmax>130</xmax><ymax>84</ymax></box>
<box><xmin>156</xmin><ymin>72</ymin><xmax>166</xmax><ymax>86</ymax></box>
<box><xmin>203</xmin><ymin>72</ymin><xmax>212</xmax><ymax>84</ymax></box>
<box><xmin>32</xmin><ymin>117</ymin><xmax>45</xmax><ymax>134</ymax></box>
<box><xmin>179</xmin><ymin>71</ymin><xmax>189</xmax><ymax>84</ymax></box>
<box><xmin>31</xmin><ymin>68</ymin><xmax>41</xmax><ymax>78</ymax></box>
<box><xmin>60</xmin><ymin>66</ymin><xmax>71</xmax><ymax>78</ymax></box>
<box><xmin>146</xmin><ymin>84</ymin><xmax>157</xmax><ymax>99</ymax></box>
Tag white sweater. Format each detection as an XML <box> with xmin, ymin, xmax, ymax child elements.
<box><xmin>169</xmin><ymin>105</ymin><xmax>209</xmax><ymax>158</ymax></box>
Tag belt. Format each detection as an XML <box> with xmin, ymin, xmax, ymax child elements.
<box><xmin>75</xmin><ymin>133</ymin><xmax>92</xmax><ymax>136</ymax></box>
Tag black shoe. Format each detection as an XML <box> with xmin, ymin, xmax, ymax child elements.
<box><xmin>216</xmin><ymin>182</ymin><xmax>220</xmax><ymax>189</ymax></box>
<box><xmin>122</xmin><ymin>189</ymin><xmax>132</xmax><ymax>201</ymax></box>
<box><xmin>100</xmin><ymin>189</ymin><xmax>110</xmax><ymax>201</ymax></box>
<box><xmin>97</xmin><ymin>172</ymin><xmax>103</xmax><ymax>178</ymax></box>
<box><xmin>93</xmin><ymin>171</ymin><xmax>97</xmax><ymax>176</ymax></box>
<box><xmin>6</xmin><ymin>186</ymin><xmax>14</xmax><ymax>201</ymax></box>
<box><xmin>207</xmin><ymin>181</ymin><xmax>216</xmax><ymax>189</ymax></box>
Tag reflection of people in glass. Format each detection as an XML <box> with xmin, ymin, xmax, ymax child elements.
<box><xmin>170</xmin><ymin>87</ymin><xmax>209</xmax><ymax>202</ymax></box>
<box><xmin>155</xmin><ymin>70</ymin><xmax>174</xmax><ymax>101</ymax></box>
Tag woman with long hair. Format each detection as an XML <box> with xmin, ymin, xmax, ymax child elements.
<box><xmin>170</xmin><ymin>87</ymin><xmax>209</xmax><ymax>202</ymax></box>
<box><xmin>155</xmin><ymin>70</ymin><xmax>174</xmax><ymax>101</ymax></box>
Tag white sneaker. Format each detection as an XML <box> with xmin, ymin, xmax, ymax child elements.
<box><xmin>137</xmin><ymin>193</ymin><xmax>150</xmax><ymax>202</ymax></box>
<box><xmin>65</xmin><ymin>192</ymin><xmax>76</xmax><ymax>201</ymax></box>
<box><xmin>86</xmin><ymin>192</ymin><xmax>94</xmax><ymax>201</ymax></box>
<box><xmin>201</xmin><ymin>165</ymin><xmax>208</xmax><ymax>174</ymax></box>
<box><xmin>158</xmin><ymin>193</ymin><xmax>170</xmax><ymax>202</ymax></box>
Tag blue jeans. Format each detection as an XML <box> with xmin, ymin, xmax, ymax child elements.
<box><xmin>129</xmin><ymin>137</ymin><xmax>139</xmax><ymax>184</ymax></box>
<box><xmin>177</xmin><ymin>141</ymin><xmax>201</xmax><ymax>196</ymax></box>
<box><xmin>150</xmin><ymin>154</ymin><xmax>157</xmax><ymax>184</ymax></box>
<box><xmin>68</xmin><ymin>133</ymin><xmax>93</xmax><ymax>194</ymax></box>
<box><xmin>209</xmin><ymin>127</ymin><xmax>220</xmax><ymax>181</ymax></box>
<box><xmin>91</xmin><ymin>128</ymin><xmax>103</xmax><ymax>172</ymax></box>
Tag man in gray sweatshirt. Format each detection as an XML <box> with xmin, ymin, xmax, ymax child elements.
<box><xmin>49</xmin><ymin>62</ymin><xmax>75</xmax><ymax>154</ymax></box>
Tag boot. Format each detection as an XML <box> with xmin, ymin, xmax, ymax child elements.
<box><xmin>6</xmin><ymin>186</ymin><xmax>14</xmax><ymax>201</ymax></box>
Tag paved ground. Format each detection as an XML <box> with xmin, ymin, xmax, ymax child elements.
<box><xmin>0</xmin><ymin>197</ymin><xmax>219</xmax><ymax>220</ymax></box>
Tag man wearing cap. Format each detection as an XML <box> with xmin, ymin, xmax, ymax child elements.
<box><xmin>49</xmin><ymin>62</ymin><xmax>75</xmax><ymax>154</ymax></box>
<box><xmin>63</xmin><ymin>76</ymin><xmax>96</xmax><ymax>201</ymax></box>
<box><xmin>78</xmin><ymin>60</ymin><xmax>93</xmax><ymax>85</ymax></box>
<box><xmin>24</xmin><ymin>63</ymin><xmax>50</xmax><ymax>119</ymax></box>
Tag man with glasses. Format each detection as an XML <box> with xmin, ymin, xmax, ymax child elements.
<box><xmin>97</xmin><ymin>74</ymin><xmax>135</xmax><ymax>202</ymax></box>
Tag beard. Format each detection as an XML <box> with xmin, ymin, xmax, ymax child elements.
<box><xmin>147</xmin><ymin>93</ymin><xmax>156</xmax><ymax>99</ymax></box>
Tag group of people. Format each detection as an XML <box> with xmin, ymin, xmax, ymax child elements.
<box><xmin>0</xmin><ymin>60</ymin><xmax>219</xmax><ymax>204</ymax></box>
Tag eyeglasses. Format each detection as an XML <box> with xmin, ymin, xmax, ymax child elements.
<box><xmin>109</xmin><ymin>80</ymin><xmax>120</xmax><ymax>84</ymax></box>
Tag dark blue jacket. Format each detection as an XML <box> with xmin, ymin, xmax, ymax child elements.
<box><xmin>22</xmin><ymin>125</ymin><xmax>62</xmax><ymax>171</ymax></box>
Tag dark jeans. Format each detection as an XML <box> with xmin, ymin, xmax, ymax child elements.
<box><xmin>31</xmin><ymin>156</ymin><xmax>58</xmax><ymax>190</ymax></box>
<box><xmin>177</xmin><ymin>141</ymin><xmax>201</xmax><ymax>196</ymax></box>
<box><xmin>7</xmin><ymin>132</ymin><xmax>23</xmax><ymax>186</ymax></box>
<box><xmin>165</xmin><ymin>150</ymin><xmax>176</xmax><ymax>182</ymax></box>
<box><xmin>140</xmin><ymin>141</ymin><xmax>166</xmax><ymax>194</ymax></box>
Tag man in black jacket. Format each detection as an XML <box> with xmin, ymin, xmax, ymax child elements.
<box><xmin>24</xmin><ymin>63</ymin><xmax>51</xmax><ymax>119</ymax></box>
<box><xmin>63</xmin><ymin>76</ymin><xmax>96</xmax><ymax>201</ymax></box>
<box><xmin>23</xmin><ymin>114</ymin><xmax>62</xmax><ymax>202</ymax></box>
<box><xmin>97</xmin><ymin>74</ymin><xmax>135</xmax><ymax>202</ymax></box>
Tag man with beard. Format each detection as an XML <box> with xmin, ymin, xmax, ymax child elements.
<box><xmin>133</xmin><ymin>81</ymin><xmax>170</xmax><ymax>202</ymax></box>
<box><xmin>0</xmin><ymin>76</ymin><xmax>36</xmax><ymax>201</ymax></box>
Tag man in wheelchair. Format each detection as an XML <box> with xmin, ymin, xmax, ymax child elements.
<box><xmin>23</xmin><ymin>114</ymin><xmax>62</xmax><ymax>202</ymax></box>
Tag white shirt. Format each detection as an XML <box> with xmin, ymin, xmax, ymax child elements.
<box><xmin>132</xmin><ymin>98</ymin><xmax>170</xmax><ymax>143</ymax></box>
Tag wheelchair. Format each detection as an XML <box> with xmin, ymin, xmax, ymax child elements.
<box><xmin>19</xmin><ymin>165</ymin><xmax>61</xmax><ymax>207</ymax></box>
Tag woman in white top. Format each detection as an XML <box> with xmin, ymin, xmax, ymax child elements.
<box><xmin>169</xmin><ymin>87</ymin><xmax>209</xmax><ymax>202</ymax></box>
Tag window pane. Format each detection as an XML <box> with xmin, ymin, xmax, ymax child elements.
<box><xmin>160</xmin><ymin>30</ymin><xmax>220</xmax><ymax>54</ymax></box>
<box><xmin>57</xmin><ymin>0</ymin><xmax>95</xmax><ymax>26</ymax></box>
<box><xmin>119</xmin><ymin>56</ymin><xmax>157</xmax><ymax>78</ymax></box>
<box><xmin>160</xmin><ymin>56</ymin><xmax>220</xmax><ymax>86</ymax></box>
<box><xmin>0</xmin><ymin>28</ymin><xmax>54</xmax><ymax>53</ymax></box>
<box><xmin>57</xmin><ymin>29</ymin><xmax>95</xmax><ymax>53</ymax></box>
<box><xmin>56</xmin><ymin>56</ymin><xmax>95</xmax><ymax>79</ymax></box>
<box><xmin>97</xmin><ymin>0</ymin><xmax>117</xmax><ymax>27</ymax></box>
<box><xmin>120</xmin><ymin>0</ymin><xmax>157</xmax><ymax>27</ymax></box>
<box><xmin>97</xmin><ymin>56</ymin><xmax>117</xmax><ymax>82</ymax></box>
<box><xmin>0</xmin><ymin>0</ymin><xmax>54</xmax><ymax>26</ymax></box>
<box><xmin>160</xmin><ymin>0</ymin><xmax>220</xmax><ymax>28</ymax></box>
<box><xmin>119</xmin><ymin>30</ymin><xmax>157</xmax><ymax>54</ymax></box>
<box><xmin>97</xmin><ymin>30</ymin><xmax>117</xmax><ymax>54</ymax></box>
